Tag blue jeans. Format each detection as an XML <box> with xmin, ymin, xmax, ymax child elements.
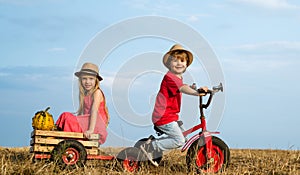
<box><xmin>151</xmin><ymin>121</ymin><xmax>186</xmax><ymax>151</ymax></box>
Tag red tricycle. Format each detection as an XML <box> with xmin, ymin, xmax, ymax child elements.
<box><xmin>116</xmin><ymin>83</ymin><xmax>230</xmax><ymax>173</ymax></box>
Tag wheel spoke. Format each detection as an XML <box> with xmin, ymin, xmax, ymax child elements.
<box><xmin>187</xmin><ymin>136</ymin><xmax>229</xmax><ymax>173</ymax></box>
<box><xmin>196</xmin><ymin>144</ymin><xmax>224</xmax><ymax>172</ymax></box>
<box><xmin>117</xmin><ymin>147</ymin><xmax>142</xmax><ymax>172</ymax></box>
<box><xmin>62</xmin><ymin>148</ymin><xmax>79</xmax><ymax>165</ymax></box>
<box><xmin>123</xmin><ymin>156</ymin><xmax>138</xmax><ymax>172</ymax></box>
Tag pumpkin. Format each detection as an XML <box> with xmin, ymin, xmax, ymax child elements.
<box><xmin>32</xmin><ymin>107</ymin><xmax>55</xmax><ymax>130</ymax></box>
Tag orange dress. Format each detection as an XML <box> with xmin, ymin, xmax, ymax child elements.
<box><xmin>56</xmin><ymin>92</ymin><xmax>109</xmax><ymax>144</ymax></box>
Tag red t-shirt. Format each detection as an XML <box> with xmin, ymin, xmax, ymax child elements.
<box><xmin>152</xmin><ymin>71</ymin><xmax>184</xmax><ymax>126</ymax></box>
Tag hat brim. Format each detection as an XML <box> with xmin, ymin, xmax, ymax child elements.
<box><xmin>163</xmin><ymin>49</ymin><xmax>193</xmax><ymax>68</ymax></box>
<box><xmin>75</xmin><ymin>71</ymin><xmax>103</xmax><ymax>81</ymax></box>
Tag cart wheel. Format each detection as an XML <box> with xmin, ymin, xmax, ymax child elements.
<box><xmin>116</xmin><ymin>147</ymin><xmax>145</xmax><ymax>172</ymax></box>
<box><xmin>134</xmin><ymin>137</ymin><xmax>163</xmax><ymax>165</ymax></box>
<box><xmin>51</xmin><ymin>139</ymin><xmax>87</xmax><ymax>169</ymax></box>
<box><xmin>186</xmin><ymin>136</ymin><xmax>230</xmax><ymax>173</ymax></box>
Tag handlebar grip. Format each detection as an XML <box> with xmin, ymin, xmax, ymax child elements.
<box><xmin>197</xmin><ymin>88</ymin><xmax>211</xmax><ymax>94</ymax></box>
<box><xmin>197</xmin><ymin>88</ymin><xmax>205</xmax><ymax>93</ymax></box>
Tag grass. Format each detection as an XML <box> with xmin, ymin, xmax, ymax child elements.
<box><xmin>0</xmin><ymin>146</ymin><xmax>299</xmax><ymax>174</ymax></box>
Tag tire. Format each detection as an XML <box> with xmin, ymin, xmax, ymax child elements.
<box><xmin>186</xmin><ymin>136</ymin><xmax>230</xmax><ymax>173</ymax></box>
<box><xmin>116</xmin><ymin>147</ymin><xmax>145</xmax><ymax>172</ymax></box>
<box><xmin>51</xmin><ymin>139</ymin><xmax>87</xmax><ymax>170</ymax></box>
<box><xmin>134</xmin><ymin>138</ymin><xmax>163</xmax><ymax>165</ymax></box>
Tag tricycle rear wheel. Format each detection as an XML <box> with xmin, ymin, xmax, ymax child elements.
<box><xmin>116</xmin><ymin>147</ymin><xmax>145</xmax><ymax>172</ymax></box>
<box><xmin>134</xmin><ymin>137</ymin><xmax>163</xmax><ymax>165</ymax></box>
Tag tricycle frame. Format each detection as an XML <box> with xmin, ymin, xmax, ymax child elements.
<box><xmin>128</xmin><ymin>83</ymin><xmax>230</xmax><ymax>173</ymax></box>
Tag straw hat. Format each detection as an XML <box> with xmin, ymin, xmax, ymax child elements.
<box><xmin>163</xmin><ymin>44</ymin><xmax>193</xmax><ymax>68</ymax></box>
<box><xmin>74</xmin><ymin>62</ymin><xmax>103</xmax><ymax>81</ymax></box>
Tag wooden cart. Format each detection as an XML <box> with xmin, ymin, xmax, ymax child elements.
<box><xmin>30</xmin><ymin>130</ymin><xmax>115</xmax><ymax>168</ymax></box>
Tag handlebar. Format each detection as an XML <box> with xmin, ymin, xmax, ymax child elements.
<box><xmin>212</xmin><ymin>82</ymin><xmax>223</xmax><ymax>93</ymax></box>
<box><xmin>197</xmin><ymin>82</ymin><xmax>223</xmax><ymax>95</ymax></box>
<box><xmin>199</xmin><ymin>83</ymin><xmax>223</xmax><ymax>117</ymax></box>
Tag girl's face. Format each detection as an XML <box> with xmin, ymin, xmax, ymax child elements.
<box><xmin>169</xmin><ymin>52</ymin><xmax>188</xmax><ymax>76</ymax></box>
<box><xmin>80</xmin><ymin>75</ymin><xmax>97</xmax><ymax>92</ymax></box>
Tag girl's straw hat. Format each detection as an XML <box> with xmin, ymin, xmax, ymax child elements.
<box><xmin>163</xmin><ymin>44</ymin><xmax>193</xmax><ymax>68</ymax></box>
<box><xmin>75</xmin><ymin>62</ymin><xmax>103</xmax><ymax>81</ymax></box>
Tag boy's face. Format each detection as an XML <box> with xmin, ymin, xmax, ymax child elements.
<box><xmin>168</xmin><ymin>52</ymin><xmax>188</xmax><ymax>76</ymax></box>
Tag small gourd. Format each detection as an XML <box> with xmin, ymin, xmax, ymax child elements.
<box><xmin>32</xmin><ymin>107</ymin><xmax>54</xmax><ymax>130</ymax></box>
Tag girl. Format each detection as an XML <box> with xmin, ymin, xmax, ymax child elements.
<box><xmin>56</xmin><ymin>62</ymin><xmax>109</xmax><ymax>144</ymax></box>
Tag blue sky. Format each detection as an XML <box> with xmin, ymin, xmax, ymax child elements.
<box><xmin>0</xmin><ymin>0</ymin><xmax>300</xmax><ymax>150</ymax></box>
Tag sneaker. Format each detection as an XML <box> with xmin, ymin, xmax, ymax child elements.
<box><xmin>140</xmin><ymin>142</ymin><xmax>159</xmax><ymax>167</ymax></box>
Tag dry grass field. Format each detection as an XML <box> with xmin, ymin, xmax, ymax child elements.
<box><xmin>0</xmin><ymin>146</ymin><xmax>299</xmax><ymax>175</ymax></box>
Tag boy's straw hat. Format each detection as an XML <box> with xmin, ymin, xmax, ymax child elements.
<box><xmin>75</xmin><ymin>62</ymin><xmax>103</xmax><ymax>81</ymax></box>
<box><xmin>163</xmin><ymin>44</ymin><xmax>193</xmax><ymax>68</ymax></box>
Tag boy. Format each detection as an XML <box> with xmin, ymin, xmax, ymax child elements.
<box><xmin>140</xmin><ymin>44</ymin><xmax>208</xmax><ymax>166</ymax></box>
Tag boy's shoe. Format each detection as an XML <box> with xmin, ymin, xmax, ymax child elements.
<box><xmin>140</xmin><ymin>141</ymin><xmax>159</xmax><ymax>167</ymax></box>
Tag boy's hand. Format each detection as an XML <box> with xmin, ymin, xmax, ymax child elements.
<box><xmin>190</xmin><ymin>83</ymin><xmax>197</xmax><ymax>90</ymax></box>
<box><xmin>197</xmin><ymin>86</ymin><xmax>208</xmax><ymax>96</ymax></box>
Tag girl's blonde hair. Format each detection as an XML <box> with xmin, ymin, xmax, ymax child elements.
<box><xmin>76</xmin><ymin>76</ymin><xmax>110</xmax><ymax>127</ymax></box>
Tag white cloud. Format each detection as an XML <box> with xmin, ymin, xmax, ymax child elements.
<box><xmin>123</xmin><ymin>0</ymin><xmax>180</xmax><ymax>13</ymax></box>
<box><xmin>0</xmin><ymin>72</ymin><xmax>10</xmax><ymax>77</ymax></box>
<box><xmin>0</xmin><ymin>0</ymin><xmax>30</xmax><ymax>5</ymax></box>
<box><xmin>223</xmin><ymin>41</ymin><xmax>300</xmax><ymax>72</ymax></box>
<box><xmin>229</xmin><ymin>41</ymin><xmax>300</xmax><ymax>53</ymax></box>
<box><xmin>0</xmin><ymin>0</ymin><xmax>57</xmax><ymax>6</ymax></box>
<box><xmin>123</xmin><ymin>0</ymin><xmax>212</xmax><ymax>22</ymax></box>
<box><xmin>187</xmin><ymin>15</ymin><xmax>199</xmax><ymax>22</ymax></box>
<box><xmin>47</xmin><ymin>47</ymin><xmax>66</xmax><ymax>52</ymax></box>
<box><xmin>233</xmin><ymin>0</ymin><xmax>299</xmax><ymax>10</ymax></box>
<box><xmin>185</xmin><ymin>14</ymin><xmax>212</xmax><ymax>22</ymax></box>
<box><xmin>223</xmin><ymin>57</ymin><xmax>293</xmax><ymax>72</ymax></box>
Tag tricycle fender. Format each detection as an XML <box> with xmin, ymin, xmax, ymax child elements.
<box><xmin>181</xmin><ymin>131</ymin><xmax>220</xmax><ymax>152</ymax></box>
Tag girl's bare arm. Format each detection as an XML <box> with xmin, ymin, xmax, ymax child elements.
<box><xmin>85</xmin><ymin>89</ymin><xmax>103</xmax><ymax>138</ymax></box>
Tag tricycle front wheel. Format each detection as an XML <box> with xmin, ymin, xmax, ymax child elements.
<box><xmin>186</xmin><ymin>136</ymin><xmax>230</xmax><ymax>173</ymax></box>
